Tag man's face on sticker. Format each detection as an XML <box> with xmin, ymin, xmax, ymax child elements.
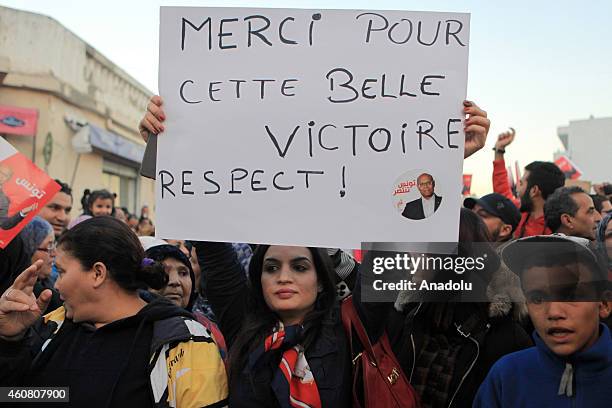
<box><xmin>417</xmin><ymin>174</ymin><xmax>434</xmax><ymax>198</ymax></box>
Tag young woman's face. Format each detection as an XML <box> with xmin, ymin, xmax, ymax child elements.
<box><xmin>260</xmin><ymin>246</ymin><xmax>319</xmax><ymax>326</ymax></box>
<box><xmin>90</xmin><ymin>198</ymin><xmax>113</xmax><ymax>217</ymax></box>
<box><xmin>31</xmin><ymin>233</ymin><xmax>55</xmax><ymax>279</ymax></box>
<box><xmin>153</xmin><ymin>257</ymin><xmax>192</xmax><ymax>308</ymax></box>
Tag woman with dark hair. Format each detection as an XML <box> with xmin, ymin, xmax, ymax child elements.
<box><xmin>357</xmin><ymin>209</ymin><xmax>532</xmax><ymax>408</ymax></box>
<box><xmin>196</xmin><ymin>242</ymin><xmax>351</xmax><ymax>407</ymax></box>
<box><xmin>0</xmin><ymin>216</ymin><xmax>228</xmax><ymax>408</ymax></box>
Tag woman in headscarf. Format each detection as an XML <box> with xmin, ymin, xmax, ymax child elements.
<box><xmin>140</xmin><ymin>237</ymin><xmax>228</xmax><ymax>361</ymax></box>
<box><xmin>19</xmin><ymin>216</ymin><xmax>62</xmax><ymax>311</ymax></box>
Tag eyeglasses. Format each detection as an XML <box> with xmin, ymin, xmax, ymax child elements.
<box><xmin>418</xmin><ymin>181</ymin><xmax>433</xmax><ymax>187</ymax></box>
<box><xmin>37</xmin><ymin>242</ymin><xmax>56</xmax><ymax>253</ymax></box>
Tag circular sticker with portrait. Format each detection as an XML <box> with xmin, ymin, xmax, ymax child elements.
<box><xmin>392</xmin><ymin>169</ymin><xmax>443</xmax><ymax>220</ymax></box>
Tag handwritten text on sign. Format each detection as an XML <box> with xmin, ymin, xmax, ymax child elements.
<box><xmin>156</xmin><ymin>7</ymin><xmax>470</xmax><ymax>248</ymax></box>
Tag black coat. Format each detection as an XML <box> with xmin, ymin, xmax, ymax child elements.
<box><xmin>0</xmin><ymin>235</ymin><xmax>30</xmax><ymax>295</ymax></box>
<box><xmin>195</xmin><ymin>241</ymin><xmax>352</xmax><ymax>408</ymax></box>
<box><xmin>355</xmin><ymin>271</ymin><xmax>532</xmax><ymax>408</ymax></box>
<box><xmin>401</xmin><ymin>195</ymin><xmax>442</xmax><ymax>220</ymax></box>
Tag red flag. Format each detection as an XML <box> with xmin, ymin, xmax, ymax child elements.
<box><xmin>554</xmin><ymin>156</ymin><xmax>582</xmax><ymax>180</ymax></box>
<box><xmin>462</xmin><ymin>174</ymin><xmax>472</xmax><ymax>196</ymax></box>
<box><xmin>0</xmin><ymin>105</ymin><xmax>38</xmax><ymax>136</ymax></box>
<box><xmin>0</xmin><ymin>138</ymin><xmax>60</xmax><ymax>248</ymax></box>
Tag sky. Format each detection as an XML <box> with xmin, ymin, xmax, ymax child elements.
<box><xmin>1</xmin><ymin>0</ymin><xmax>610</xmax><ymax>196</ymax></box>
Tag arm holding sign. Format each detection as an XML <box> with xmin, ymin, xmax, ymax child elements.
<box><xmin>192</xmin><ymin>241</ymin><xmax>249</xmax><ymax>348</ymax></box>
<box><xmin>139</xmin><ymin>96</ymin><xmax>165</xmax><ymax>143</ymax></box>
<box><xmin>139</xmin><ymin>96</ymin><xmax>491</xmax><ymax>159</ymax></box>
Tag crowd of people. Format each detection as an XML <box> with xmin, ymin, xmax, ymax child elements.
<box><xmin>0</xmin><ymin>96</ymin><xmax>610</xmax><ymax>408</ymax></box>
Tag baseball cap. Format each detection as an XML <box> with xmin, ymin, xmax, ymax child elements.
<box><xmin>464</xmin><ymin>193</ymin><xmax>521</xmax><ymax>231</ymax></box>
<box><xmin>502</xmin><ymin>234</ymin><xmax>599</xmax><ymax>275</ymax></box>
<box><xmin>501</xmin><ymin>234</ymin><xmax>608</xmax><ymax>301</ymax></box>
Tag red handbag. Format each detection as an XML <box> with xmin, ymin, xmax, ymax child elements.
<box><xmin>341</xmin><ymin>296</ymin><xmax>420</xmax><ymax>408</ymax></box>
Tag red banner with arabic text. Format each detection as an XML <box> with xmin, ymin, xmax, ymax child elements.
<box><xmin>0</xmin><ymin>138</ymin><xmax>60</xmax><ymax>248</ymax></box>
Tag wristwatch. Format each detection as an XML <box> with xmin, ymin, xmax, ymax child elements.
<box><xmin>493</xmin><ymin>147</ymin><xmax>505</xmax><ymax>154</ymax></box>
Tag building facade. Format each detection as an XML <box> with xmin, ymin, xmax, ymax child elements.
<box><xmin>0</xmin><ymin>5</ymin><xmax>154</xmax><ymax>218</ymax></box>
<box><xmin>556</xmin><ymin>116</ymin><xmax>612</xmax><ymax>185</ymax></box>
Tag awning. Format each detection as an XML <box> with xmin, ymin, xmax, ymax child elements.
<box><xmin>71</xmin><ymin>124</ymin><xmax>145</xmax><ymax>165</ymax></box>
<box><xmin>0</xmin><ymin>104</ymin><xmax>38</xmax><ymax>136</ymax></box>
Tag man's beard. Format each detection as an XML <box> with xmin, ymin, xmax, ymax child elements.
<box><xmin>490</xmin><ymin>225</ymin><xmax>501</xmax><ymax>241</ymax></box>
<box><xmin>491</xmin><ymin>225</ymin><xmax>511</xmax><ymax>242</ymax></box>
<box><xmin>519</xmin><ymin>189</ymin><xmax>533</xmax><ymax>213</ymax></box>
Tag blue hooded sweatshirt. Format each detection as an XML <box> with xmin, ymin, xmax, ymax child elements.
<box><xmin>473</xmin><ymin>324</ymin><xmax>612</xmax><ymax>407</ymax></box>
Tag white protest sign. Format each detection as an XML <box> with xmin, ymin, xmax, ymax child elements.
<box><xmin>157</xmin><ymin>7</ymin><xmax>470</xmax><ymax>248</ymax></box>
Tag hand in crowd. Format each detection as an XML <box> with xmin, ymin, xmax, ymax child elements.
<box><xmin>0</xmin><ymin>260</ymin><xmax>52</xmax><ymax>341</ymax></box>
<box><xmin>139</xmin><ymin>96</ymin><xmax>491</xmax><ymax>159</ymax></box>
<box><xmin>495</xmin><ymin>127</ymin><xmax>516</xmax><ymax>150</ymax></box>
<box><xmin>138</xmin><ymin>95</ymin><xmax>165</xmax><ymax>142</ymax></box>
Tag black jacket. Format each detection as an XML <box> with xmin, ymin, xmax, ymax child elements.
<box><xmin>0</xmin><ymin>298</ymin><xmax>199</xmax><ymax>408</ymax></box>
<box><xmin>401</xmin><ymin>195</ymin><xmax>442</xmax><ymax>220</ymax></box>
<box><xmin>356</xmin><ymin>267</ymin><xmax>532</xmax><ymax>408</ymax></box>
<box><xmin>0</xmin><ymin>234</ymin><xmax>30</xmax><ymax>295</ymax></box>
<box><xmin>195</xmin><ymin>241</ymin><xmax>352</xmax><ymax>408</ymax></box>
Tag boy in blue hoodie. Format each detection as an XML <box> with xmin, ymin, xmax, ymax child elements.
<box><xmin>474</xmin><ymin>235</ymin><xmax>611</xmax><ymax>408</ymax></box>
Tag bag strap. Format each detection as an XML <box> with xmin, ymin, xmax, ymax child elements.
<box><xmin>341</xmin><ymin>296</ymin><xmax>376</xmax><ymax>362</ymax></box>
<box><xmin>341</xmin><ymin>297</ymin><xmax>354</xmax><ymax>355</ymax></box>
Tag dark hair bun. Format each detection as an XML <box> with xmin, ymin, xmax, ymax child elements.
<box><xmin>137</xmin><ymin>261</ymin><xmax>168</xmax><ymax>290</ymax></box>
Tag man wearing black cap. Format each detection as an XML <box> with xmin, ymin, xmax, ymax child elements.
<box><xmin>464</xmin><ymin>193</ymin><xmax>521</xmax><ymax>242</ymax></box>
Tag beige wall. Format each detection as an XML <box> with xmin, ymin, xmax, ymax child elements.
<box><xmin>0</xmin><ymin>5</ymin><xmax>155</xmax><ymax>219</ymax></box>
